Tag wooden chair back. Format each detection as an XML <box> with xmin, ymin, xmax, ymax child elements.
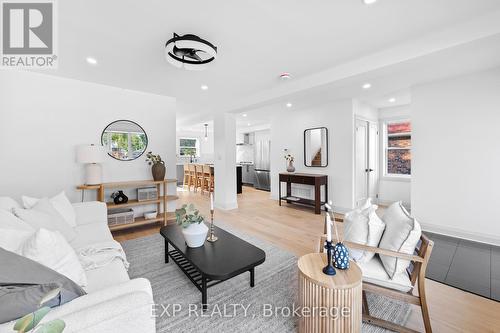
<box><xmin>202</xmin><ymin>164</ymin><xmax>212</xmax><ymax>176</ymax></box>
<box><xmin>188</xmin><ymin>163</ymin><xmax>196</xmax><ymax>174</ymax></box>
<box><xmin>183</xmin><ymin>163</ymin><xmax>190</xmax><ymax>175</ymax></box>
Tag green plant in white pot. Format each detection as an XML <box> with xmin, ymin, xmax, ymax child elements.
<box><xmin>175</xmin><ymin>204</ymin><xmax>208</xmax><ymax>247</ymax></box>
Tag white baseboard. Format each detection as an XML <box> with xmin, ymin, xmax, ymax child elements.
<box><xmin>420</xmin><ymin>222</ymin><xmax>500</xmax><ymax>246</ymax></box>
<box><xmin>215</xmin><ymin>202</ymin><xmax>238</xmax><ymax>211</ymax></box>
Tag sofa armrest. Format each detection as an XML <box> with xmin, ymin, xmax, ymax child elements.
<box><xmin>44</xmin><ymin>291</ymin><xmax>155</xmax><ymax>333</ymax></box>
<box><xmin>72</xmin><ymin>201</ymin><xmax>107</xmax><ymax>226</ymax></box>
<box><xmin>0</xmin><ymin>279</ymin><xmax>154</xmax><ymax>333</ymax></box>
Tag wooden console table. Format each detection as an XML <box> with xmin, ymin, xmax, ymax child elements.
<box><xmin>77</xmin><ymin>179</ymin><xmax>177</xmax><ymax>231</ymax></box>
<box><xmin>278</xmin><ymin>173</ymin><xmax>328</xmax><ymax>214</ymax></box>
<box><xmin>298</xmin><ymin>253</ymin><xmax>362</xmax><ymax>333</ymax></box>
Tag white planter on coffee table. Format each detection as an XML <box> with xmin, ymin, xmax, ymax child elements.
<box><xmin>181</xmin><ymin>222</ymin><xmax>209</xmax><ymax>247</ymax></box>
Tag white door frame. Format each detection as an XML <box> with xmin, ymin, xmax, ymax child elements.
<box><xmin>354</xmin><ymin>117</ymin><xmax>379</xmax><ymax>206</ymax></box>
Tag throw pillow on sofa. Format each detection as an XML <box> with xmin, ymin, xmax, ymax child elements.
<box><xmin>344</xmin><ymin>204</ymin><xmax>385</xmax><ymax>263</ymax></box>
<box><xmin>0</xmin><ymin>197</ymin><xmax>21</xmax><ymax>212</ymax></box>
<box><xmin>0</xmin><ymin>247</ymin><xmax>85</xmax><ymax>324</ymax></box>
<box><xmin>17</xmin><ymin>228</ymin><xmax>87</xmax><ymax>287</ymax></box>
<box><xmin>13</xmin><ymin>198</ymin><xmax>77</xmax><ymax>242</ymax></box>
<box><xmin>378</xmin><ymin>201</ymin><xmax>421</xmax><ymax>278</ymax></box>
<box><xmin>22</xmin><ymin>191</ymin><xmax>76</xmax><ymax>227</ymax></box>
<box><xmin>0</xmin><ymin>209</ymin><xmax>35</xmax><ymax>252</ymax></box>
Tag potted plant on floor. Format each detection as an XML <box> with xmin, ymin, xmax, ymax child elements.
<box><xmin>175</xmin><ymin>204</ymin><xmax>208</xmax><ymax>247</ymax></box>
<box><xmin>145</xmin><ymin>151</ymin><xmax>166</xmax><ymax>181</ymax></box>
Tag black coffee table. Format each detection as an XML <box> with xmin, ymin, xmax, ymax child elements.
<box><xmin>160</xmin><ymin>224</ymin><xmax>266</xmax><ymax>310</ymax></box>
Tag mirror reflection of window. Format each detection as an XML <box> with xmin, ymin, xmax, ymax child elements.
<box><xmin>101</xmin><ymin>120</ymin><xmax>148</xmax><ymax>161</ymax></box>
<box><xmin>304</xmin><ymin>127</ymin><xmax>328</xmax><ymax>167</ymax></box>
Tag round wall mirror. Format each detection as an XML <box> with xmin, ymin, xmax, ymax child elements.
<box><xmin>101</xmin><ymin>120</ymin><xmax>148</xmax><ymax>161</ymax></box>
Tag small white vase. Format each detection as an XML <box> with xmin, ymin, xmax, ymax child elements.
<box><xmin>181</xmin><ymin>222</ymin><xmax>209</xmax><ymax>247</ymax></box>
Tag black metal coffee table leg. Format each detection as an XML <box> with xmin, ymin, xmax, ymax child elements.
<box><xmin>202</xmin><ymin>276</ymin><xmax>208</xmax><ymax>311</ymax></box>
<box><xmin>250</xmin><ymin>268</ymin><xmax>255</xmax><ymax>287</ymax></box>
<box><xmin>165</xmin><ymin>239</ymin><xmax>169</xmax><ymax>263</ymax></box>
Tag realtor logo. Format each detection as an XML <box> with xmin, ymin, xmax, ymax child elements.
<box><xmin>1</xmin><ymin>0</ymin><xmax>57</xmax><ymax>68</ymax></box>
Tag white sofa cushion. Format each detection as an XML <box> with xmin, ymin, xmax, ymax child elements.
<box><xmin>22</xmin><ymin>191</ymin><xmax>77</xmax><ymax>227</ymax></box>
<box><xmin>84</xmin><ymin>258</ymin><xmax>130</xmax><ymax>293</ymax></box>
<box><xmin>379</xmin><ymin>201</ymin><xmax>421</xmax><ymax>278</ymax></box>
<box><xmin>17</xmin><ymin>228</ymin><xmax>87</xmax><ymax>287</ymax></box>
<box><xmin>358</xmin><ymin>256</ymin><xmax>412</xmax><ymax>292</ymax></box>
<box><xmin>0</xmin><ymin>209</ymin><xmax>34</xmax><ymax>232</ymax></box>
<box><xmin>0</xmin><ymin>209</ymin><xmax>36</xmax><ymax>251</ymax></box>
<box><xmin>13</xmin><ymin>198</ymin><xmax>77</xmax><ymax>242</ymax></box>
<box><xmin>70</xmin><ymin>221</ymin><xmax>114</xmax><ymax>249</ymax></box>
<box><xmin>0</xmin><ymin>197</ymin><xmax>21</xmax><ymax>212</ymax></box>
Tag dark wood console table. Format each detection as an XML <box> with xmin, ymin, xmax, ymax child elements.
<box><xmin>278</xmin><ymin>173</ymin><xmax>328</xmax><ymax>214</ymax></box>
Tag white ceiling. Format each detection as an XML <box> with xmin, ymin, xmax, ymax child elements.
<box><xmin>36</xmin><ymin>0</ymin><xmax>500</xmax><ymax>126</ymax></box>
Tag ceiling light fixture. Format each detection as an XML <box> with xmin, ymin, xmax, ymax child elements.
<box><xmin>286</xmin><ymin>102</ymin><xmax>293</xmax><ymax>108</ymax></box>
<box><xmin>247</xmin><ymin>123</ymin><xmax>251</xmax><ymax>126</ymax></box>
<box><xmin>165</xmin><ymin>33</ymin><xmax>217</xmax><ymax>70</ymax></box>
<box><xmin>201</xmin><ymin>85</ymin><xmax>208</xmax><ymax>90</ymax></box>
<box><xmin>86</xmin><ymin>57</ymin><xmax>97</xmax><ymax>65</ymax></box>
<box><xmin>363</xmin><ymin>0</ymin><xmax>377</xmax><ymax>5</ymax></box>
<box><xmin>362</xmin><ymin>83</ymin><xmax>371</xmax><ymax>89</ymax></box>
<box><xmin>389</xmin><ymin>97</ymin><xmax>396</xmax><ymax>103</ymax></box>
<box><xmin>203</xmin><ymin>123</ymin><xmax>208</xmax><ymax>141</ymax></box>
<box><xmin>242</xmin><ymin>114</ymin><xmax>247</xmax><ymax>117</ymax></box>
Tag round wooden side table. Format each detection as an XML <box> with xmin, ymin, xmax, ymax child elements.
<box><xmin>298</xmin><ymin>253</ymin><xmax>362</xmax><ymax>333</ymax></box>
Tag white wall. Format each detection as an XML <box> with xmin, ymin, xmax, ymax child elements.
<box><xmin>270</xmin><ymin>99</ymin><xmax>355</xmax><ymax>212</ymax></box>
<box><xmin>378</xmin><ymin>104</ymin><xmax>411</xmax><ymax>206</ymax></box>
<box><xmin>0</xmin><ymin>70</ymin><xmax>177</xmax><ymax>211</ymax></box>
<box><xmin>412</xmin><ymin>68</ymin><xmax>500</xmax><ymax>245</ymax></box>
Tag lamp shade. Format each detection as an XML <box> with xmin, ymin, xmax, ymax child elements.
<box><xmin>76</xmin><ymin>144</ymin><xmax>105</xmax><ymax>164</ymax></box>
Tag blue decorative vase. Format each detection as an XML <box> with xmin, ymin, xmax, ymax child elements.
<box><xmin>333</xmin><ymin>242</ymin><xmax>350</xmax><ymax>270</ymax></box>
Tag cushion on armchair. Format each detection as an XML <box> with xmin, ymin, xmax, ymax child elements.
<box><xmin>357</xmin><ymin>256</ymin><xmax>413</xmax><ymax>292</ymax></box>
<box><xmin>343</xmin><ymin>199</ymin><xmax>385</xmax><ymax>263</ymax></box>
<box><xmin>378</xmin><ymin>201</ymin><xmax>421</xmax><ymax>278</ymax></box>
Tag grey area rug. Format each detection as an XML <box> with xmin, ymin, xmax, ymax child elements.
<box><xmin>122</xmin><ymin>223</ymin><xmax>410</xmax><ymax>333</ymax></box>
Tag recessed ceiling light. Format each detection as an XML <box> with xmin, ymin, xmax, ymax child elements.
<box><xmin>286</xmin><ymin>102</ymin><xmax>293</xmax><ymax>108</ymax></box>
<box><xmin>201</xmin><ymin>85</ymin><xmax>208</xmax><ymax>91</ymax></box>
<box><xmin>247</xmin><ymin>123</ymin><xmax>251</xmax><ymax>126</ymax></box>
<box><xmin>363</xmin><ymin>0</ymin><xmax>377</xmax><ymax>5</ymax></box>
<box><xmin>86</xmin><ymin>57</ymin><xmax>97</xmax><ymax>65</ymax></box>
<box><xmin>389</xmin><ymin>97</ymin><xmax>396</xmax><ymax>103</ymax></box>
<box><xmin>362</xmin><ymin>83</ymin><xmax>371</xmax><ymax>89</ymax></box>
<box><xmin>242</xmin><ymin>114</ymin><xmax>247</xmax><ymax>117</ymax></box>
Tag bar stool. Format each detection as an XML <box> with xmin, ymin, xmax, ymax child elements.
<box><xmin>194</xmin><ymin>164</ymin><xmax>205</xmax><ymax>192</ymax></box>
<box><xmin>188</xmin><ymin>164</ymin><xmax>197</xmax><ymax>191</ymax></box>
<box><xmin>183</xmin><ymin>163</ymin><xmax>190</xmax><ymax>189</ymax></box>
<box><xmin>202</xmin><ymin>164</ymin><xmax>214</xmax><ymax>194</ymax></box>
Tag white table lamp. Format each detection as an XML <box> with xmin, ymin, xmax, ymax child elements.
<box><xmin>77</xmin><ymin>144</ymin><xmax>106</xmax><ymax>185</ymax></box>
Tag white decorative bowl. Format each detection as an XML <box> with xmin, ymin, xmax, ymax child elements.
<box><xmin>144</xmin><ymin>211</ymin><xmax>158</xmax><ymax>220</ymax></box>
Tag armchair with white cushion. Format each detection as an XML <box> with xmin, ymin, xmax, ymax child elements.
<box><xmin>319</xmin><ymin>200</ymin><xmax>434</xmax><ymax>333</ymax></box>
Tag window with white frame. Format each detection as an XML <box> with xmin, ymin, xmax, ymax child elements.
<box><xmin>178</xmin><ymin>138</ymin><xmax>199</xmax><ymax>157</ymax></box>
<box><xmin>383</xmin><ymin>120</ymin><xmax>411</xmax><ymax>177</ymax></box>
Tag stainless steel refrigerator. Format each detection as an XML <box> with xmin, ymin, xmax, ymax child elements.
<box><xmin>254</xmin><ymin>140</ymin><xmax>271</xmax><ymax>191</ymax></box>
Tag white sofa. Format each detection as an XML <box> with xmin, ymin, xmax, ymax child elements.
<box><xmin>0</xmin><ymin>200</ymin><xmax>156</xmax><ymax>333</ymax></box>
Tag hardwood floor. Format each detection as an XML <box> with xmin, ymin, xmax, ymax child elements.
<box><xmin>113</xmin><ymin>186</ymin><xmax>500</xmax><ymax>333</ymax></box>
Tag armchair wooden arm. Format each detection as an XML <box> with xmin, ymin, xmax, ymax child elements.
<box><xmin>318</xmin><ymin>235</ymin><xmax>424</xmax><ymax>262</ymax></box>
